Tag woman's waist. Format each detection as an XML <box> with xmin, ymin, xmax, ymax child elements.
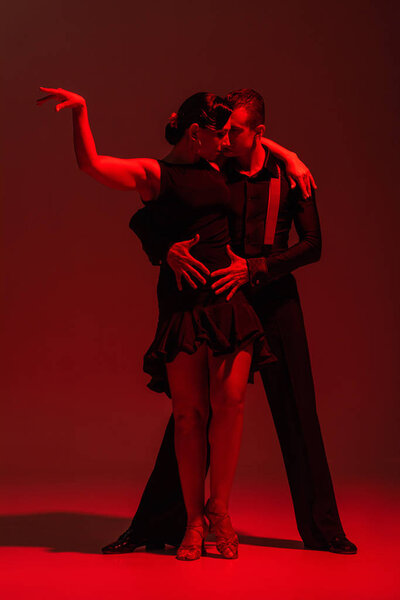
<box><xmin>159</xmin><ymin>264</ymin><xmax>226</xmax><ymax>290</ymax></box>
<box><xmin>157</xmin><ymin>267</ymin><xmax>246</xmax><ymax>309</ymax></box>
<box><xmin>188</xmin><ymin>244</ymin><xmax>231</xmax><ymax>271</ymax></box>
<box><xmin>158</xmin><ymin>286</ymin><xmax>247</xmax><ymax>316</ymax></box>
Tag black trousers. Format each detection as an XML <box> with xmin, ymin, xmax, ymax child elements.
<box><xmin>128</xmin><ymin>275</ymin><xmax>345</xmax><ymax>547</ymax></box>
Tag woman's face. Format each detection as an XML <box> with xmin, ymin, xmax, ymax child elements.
<box><xmin>196</xmin><ymin>118</ymin><xmax>231</xmax><ymax>161</ymax></box>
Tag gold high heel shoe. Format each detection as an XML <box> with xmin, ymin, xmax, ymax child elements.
<box><xmin>176</xmin><ymin>521</ymin><xmax>208</xmax><ymax>561</ymax></box>
<box><xmin>204</xmin><ymin>499</ymin><xmax>239</xmax><ymax>559</ymax></box>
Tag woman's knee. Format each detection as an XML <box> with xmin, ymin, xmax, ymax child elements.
<box><xmin>211</xmin><ymin>388</ymin><xmax>246</xmax><ymax>413</ymax></box>
<box><xmin>173</xmin><ymin>406</ymin><xmax>210</xmax><ymax>433</ymax></box>
<box><xmin>208</xmin><ymin>348</ymin><xmax>251</xmax><ymax>414</ymax></box>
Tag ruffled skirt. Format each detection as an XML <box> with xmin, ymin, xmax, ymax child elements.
<box><xmin>143</xmin><ymin>285</ymin><xmax>276</xmax><ymax>397</ymax></box>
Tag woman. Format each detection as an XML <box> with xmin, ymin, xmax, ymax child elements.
<box><xmin>37</xmin><ymin>87</ymin><xmax>310</xmax><ymax>561</ymax></box>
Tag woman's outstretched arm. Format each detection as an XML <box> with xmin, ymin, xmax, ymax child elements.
<box><xmin>261</xmin><ymin>136</ymin><xmax>317</xmax><ymax>198</ymax></box>
<box><xmin>37</xmin><ymin>87</ymin><xmax>160</xmax><ymax>199</ymax></box>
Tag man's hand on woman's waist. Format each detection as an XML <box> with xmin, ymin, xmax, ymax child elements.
<box><xmin>166</xmin><ymin>235</ymin><xmax>210</xmax><ymax>291</ymax></box>
<box><xmin>210</xmin><ymin>245</ymin><xmax>249</xmax><ymax>301</ymax></box>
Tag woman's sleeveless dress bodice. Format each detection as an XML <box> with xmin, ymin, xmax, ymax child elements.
<box><xmin>142</xmin><ymin>159</ymin><xmax>276</xmax><ymax>395</ymax></box>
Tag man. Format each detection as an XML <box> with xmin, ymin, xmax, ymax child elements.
<box><xmin>103</xmin><ymin>89</ymin><xmax>356</xmax><ymax>555</ymax></box>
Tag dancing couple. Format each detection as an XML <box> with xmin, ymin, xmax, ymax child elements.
<box><xmin>37</xmin><ymin>85</ymin><xmax>356</xmax><ymax>560</ymax></box>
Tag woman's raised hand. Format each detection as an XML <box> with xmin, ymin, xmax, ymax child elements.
<box><xmin>36</xmin><ymin>87</ymin><xmax>86</xmax><ymax>112</ymax></box>
<box><xmin>35</xmin><ymin>85</ymin><xmax>157</xmax><ymax>193</ymax></box>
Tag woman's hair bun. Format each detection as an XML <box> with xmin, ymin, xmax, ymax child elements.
<box><xmin>165</xmin><ymin>112</ymin><xmax>183</xmax><ymax>145</ymax></box>
<box><xmin>168</xmin><ymin>112</ymin><xmax>178</xmax><ymax>127</ymax></box>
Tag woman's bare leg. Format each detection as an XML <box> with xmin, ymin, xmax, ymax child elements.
<box><xmin>207</xmin><ymin>346</ymin><xmax>253</xmax><ymax>513</ymax></box>
<box><xmin>166</xmin><ymin>343</ymin><xmax>209</xmax><ymax>526</ymax></box>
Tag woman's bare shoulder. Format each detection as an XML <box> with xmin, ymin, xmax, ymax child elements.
<box><xmin>133</xmin><ymin>158</ymin><xmax>162</xmax><ymax>203</ymax></box>
<box><xmin>134</xmin><ymin>158</ymin><xmax>161</xmax><ymax>178</ymax></box>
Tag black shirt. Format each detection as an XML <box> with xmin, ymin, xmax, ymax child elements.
<box><xmin>223</xmin><ymin>148</ymin><xmax>321</xmax><ymax>288</ymax></box>
<box><xmin>129</xmin><ymin>147</ymin><xmax>322</xmax><ymax>288</ymax></box>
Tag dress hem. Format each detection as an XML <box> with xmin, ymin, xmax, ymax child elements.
<box><xmin>144</xmin><ymin>329</ymin><xmax>277</xmax><ymax>397</ymax></box>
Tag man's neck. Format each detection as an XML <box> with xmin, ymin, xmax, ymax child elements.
<box><xmin>235</xmin><ymin>142</ymin><xmax>266</xmax><ymax>177</ymax></box>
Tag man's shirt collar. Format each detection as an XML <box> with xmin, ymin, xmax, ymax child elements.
<box><xmin>223</xmin><ymin>144</ymin><xmax>280</xmax><ymax>183</ymax></box>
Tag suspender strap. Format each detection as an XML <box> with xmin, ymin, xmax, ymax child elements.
<box><xmin>263</xmin><ymin>165</ymin><xmax>281</xmax><ymax>245</ymax></box>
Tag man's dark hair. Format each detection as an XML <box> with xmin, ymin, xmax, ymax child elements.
<box><xmin>224</xmin><ymin>88</ymin><xmax>265</xmax><ymax>129</ymax></box>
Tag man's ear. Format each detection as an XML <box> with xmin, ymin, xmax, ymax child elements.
<box><xmin>188</xmin><ymin>122</ymin><xmax>200</xmax><ymax>142</ymax></box>
<box><xmin>254</xmin><ymin>124</ymin><xmax>265</xmax><ymax>140</ymax></box>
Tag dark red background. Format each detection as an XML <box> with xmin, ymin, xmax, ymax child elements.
<box><xmin>1</xmin><ymin>0</ymin><xmax>399</xmax><ymax>491</ymax></box>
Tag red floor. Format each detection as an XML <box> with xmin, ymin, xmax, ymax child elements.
<box><xmin>0</xmin><ymin>481</ymin><xmax>398</xmax><ymax>600</ymax></box>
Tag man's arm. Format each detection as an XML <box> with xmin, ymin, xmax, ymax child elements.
<box><xmin>246</xmin><ymin>188</ymin><xmax>322</xmax><ymax>288</ymax></box>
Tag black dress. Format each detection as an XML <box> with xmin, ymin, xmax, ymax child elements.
<box><xmin>142</xmin><ymin>159</ymin><xmax>276</xmax><ymax>395</ymax></box>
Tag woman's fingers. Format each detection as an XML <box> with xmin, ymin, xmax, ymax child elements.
<box><xmin>36</xmin><ymin>94</ymin><xmax>55</xmax><ymax>104</ymax></box>
<box><xmin>39</xmin><ymin>86</ymin><xmax>63</xmax><ymax>94</ymax></box>
<box><xmin>298</xmin><ymin>177</ymin><xmax>308</xmax><ymax>199</ymax></box>
<box><xmin>37</xmin><ymin>87</ymin><xmax>66</xmax><ymax>106</ymax></box>
<box><xmin>55</xmin><ymin>99</ymin><xmax>75</xmax><ymax>112</ymax></box>
<box><xmin>38</xmin><ymin>87</ymin><xmax>72</xmax><ymax>101</ymax></box>
<box><xmin>310</xmin><ymin>173</ymin><xmax>317</xmax><ymax>190</ymax></box>
<box><xmin>304</xmin><ymin>174</ymin><xmax>311</xmax><ymax>197</ymax></box>
<box><xmin>36</xmin><ymin>90</ymin><xmax>83</xmax><ymax>112</ymax></box>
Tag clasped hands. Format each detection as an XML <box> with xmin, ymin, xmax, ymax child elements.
<box><xmin>166</xmin><ymin>235</ymin><xmax>249</xmax><ymax>301</ymax></box>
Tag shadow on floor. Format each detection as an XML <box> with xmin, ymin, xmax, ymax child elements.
<box><xmin>0</xmin><ymin>513</ymin><xmax>304</xmax><ymax>554</ymax></box>
<box><xmin>236</xmin><ymin>531</ymin><xmax>304</xmax><ymax>550</ymax></box>
<box><xmin>0</xmin><ymin>513</ymin><xmax>131</xmax><ymax>554</ymax></box>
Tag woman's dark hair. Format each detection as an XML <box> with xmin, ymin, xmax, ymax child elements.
<box><xmin>165</xmin><ymin>92</ymin><xmax>232</xmax><ymax>145</ymax></box>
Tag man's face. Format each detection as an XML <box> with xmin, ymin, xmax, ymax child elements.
<box><xmin>222</xmin><ymin>106</ymin><xmax>257</xmax><ymax>158</ymax></box>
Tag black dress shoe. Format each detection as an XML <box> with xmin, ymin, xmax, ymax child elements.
<box><xmin>101</xmin><ymin>530</ymin><xmax>165</xmax><ymax>554</ymax></box>
<box><xmin>326</xmin><ymin>535</ymin><xmax>357</xmax><ymax>554</ymax></box>
<box><xmin>305</xmin><ymin>535</ymin><xmax>357</xmax><ymax>555</ymax></box>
